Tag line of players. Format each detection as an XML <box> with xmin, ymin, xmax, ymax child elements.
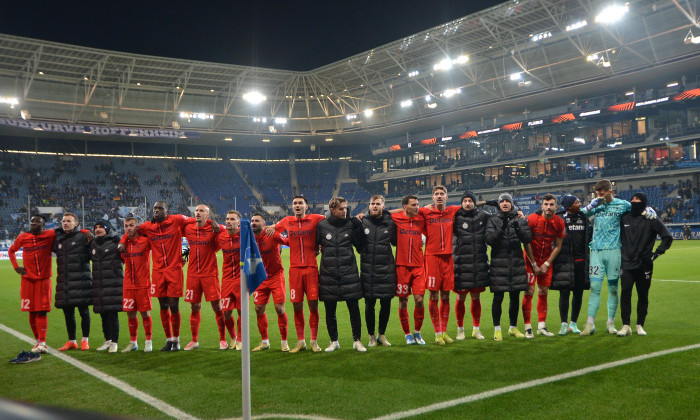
<box><xmin>10</xmin><ymin>179</ymin><xmax>672</xmax><ymax>354</ymax></box>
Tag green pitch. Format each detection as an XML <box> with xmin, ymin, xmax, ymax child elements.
<box><xmin>1</xmin><ymin>241</ymin><xmax>699</xmax><ymax>419</ymax></box>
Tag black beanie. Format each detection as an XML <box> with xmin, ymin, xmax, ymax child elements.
<box><xmin>560</xmin><ymin>195</ymin><xmax>578</xmax><ymax>211</ymax></box>
<box><xmin>632</xmin><ymin>192</ymin><xmax>648</xmax><ymax>206</ymax></box>
<box><xmin>461</xmin><ymin>190</ymin><xmax>477</xmax><ymax>204</ymax></box>
<box><xmin>94</xmin><ymin>220</ymin><xmax>113</xmax><ymax>234</ymax></box>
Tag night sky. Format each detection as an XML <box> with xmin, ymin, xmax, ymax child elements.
<box><xmin>2</xmin><ymin>1</ymin><xmax>502</xmax><ymax>71</ymax></box>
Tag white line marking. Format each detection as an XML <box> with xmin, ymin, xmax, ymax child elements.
<box><xmin>371</xmin><ymin>343</ymin><xmax>700</xmax><ymax>420</ymax></box>
<box><xmin>0</xmin><ymin>323</ymin><xmax>198</xmax><ymax>420</ymax></box>
<box><xmin>222</xmin><ymin>415</ymin><xmax>342</xmax><ymax>420</ymax></box>
<box><xmin>656</xmin><ymin>279</ymin><xmax>700</xmax><ymax>283</ymax></box>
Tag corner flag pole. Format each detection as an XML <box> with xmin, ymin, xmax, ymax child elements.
<box><xmin>240</xmin><ymin>263</ymin><xmax>251</xmax><ymax>420</ymax></box>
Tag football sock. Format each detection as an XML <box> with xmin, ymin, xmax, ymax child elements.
<box><xmin>224</xmin><ymin>315</ymin><xmax>236</xmax><ymax>341</ymax></box>
<box><xmin>428</xmin><ymin>300</ymin><xmax>441</xmax><ymax>333</ymax></box>
<box><xmin>29</xmin><ymin>313</ymin><xmax>38</xmax><ymax>340</ymax></box>
<box><xmin>236</xmin><ymin>311</ymin><xmax>242</xmax><ymax>339</ymax></box>
<box><xmin>607</xmin><ymin>278</ymin><xmax>619</xmax><ymax>320</ymax></box>
<box><xmin>398</xmin><ymin>307</ymin><xmax>410</xmax><ymax>334</ymax></box>
<box><xmin>455</xmin><ymin>299</ymin><xmax>465</xmax><ymax>328</ymax></box>
<box><xmin>215</xmin><ymin>310</ymin><xmax>225</xmax><ymax>341</ymax></box>
<box><xmin>36</xmin><ymin>313</ymin><xmax>47</xmax><ymax>342</ymax></box>
<box><xmin>190</xmin><ymin>311</ymin><xmax>201</xmax><ymax>341</ymax></box>
<box><xmin>143</xmin><ymin>315</ymin><xmax>152</xmax><ymax>341</ymax></box>
<box><xmin>171</xmin><ymin>310</ymin><xmax>181</xmax><ymax>338</ymax></box>
<box><xmin>588</xmin><ymin>279</ymin><xmax>603</xmax><ymax>319</ymax></box>
<box><xmin>278</xmin><ymin>312</ymin><xmax>288</xmax><ymax>341</ymax></box>
<box><xmin>537</xmin><ymin>293</ymin><xmax>548</xmax><ymax>323</ymax></box>
<box><xmin>414</xmin><ymin>305</ymin><xmax>425</xmax><ymax>331</ymax></box>
<box><xmin>294</xmin><ymin>309</ymin><xmax>305</xmax><ymax>341</ymax></box>
<box><xmin>160</xmin><ymin>309</ymin><xmax>172</xmax><ymax>339</ymax></box>
<box><xmin>522</xmin><ymin>294</ymin><xmax>533</xmax><ymax>327</ymax></box>
<box><xmin>128</xmin><ymin>318</ymin><xmax>139</xmax><ymax>341</ymax></box>
<box><xmin>471</xmin><ymin>299</ymin><xmax>481</xmax><ymax>327</ymax></box>
<box><xmin>257</xmin><ymin>313</ymin><xmax>269</xmax><ymax>340</ymax></box>
<box><xmin>440</xmin><ymin>299</ymin><xmax>450</xmax><ymax>334</ymax></box>
<box><xmin>309</xmin><ymin>308</ymin><xmax>319</xmax><ymax>341</ymax></box>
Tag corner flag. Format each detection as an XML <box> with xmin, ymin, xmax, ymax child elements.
<box><xmin>240</xmin><ymin>219</ymin><xmax>267</xmax><ymax>294</ymax></box>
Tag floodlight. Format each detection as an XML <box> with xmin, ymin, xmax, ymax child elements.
<box><xmin>433</xmin><ymin>58</ymin><xmax>452</xmax><ymax>71</ymax></box>
<box><xmin>243</xmin><ymin>91</ymin><xmax>266</xmax><ymax>104</ymax></box>
<box><xmin>363</xmin><ymin>109</ymin><xmax>373</xmax><ymax>117</ymax></box>
<box><xmin>566</xmin><ymin>20</ymin><xmax>588</xmax><ymax>31</ymax></box>
<box><xmin>224</xmin><ymin>137</ymin><xmax>233</xmax><ymax>141</ymax></box>
<box><xmin>293</xmin><ymin>139</ymin><xmax>301</xmax><ymax>143</ymax></box>
<box><xmin>510</xmin><ymin>73</ymin><xmax>522</xmax><ymax>81</ymax></box>
<box><xmin>667</xmin><ymin>82</ymin><xmax>679</xmax><ymax>88</ymax></box>
<box><xmin>20</xmin><ymin>109</ymin><xmax>30</xmax><ymax>120</ymax></box>
<box><xmin>595</xmin><ymin>4</ymin><xmax>628</xmax><ymax>24</ymax></box>
<box><xmin>325</xmin><ymin>138</ymin><xmax>333</xmax><ymax>142</ymax></box>
<box><xmin>262</xmin><ymin>138</ymin><xmax>270</xmax><ymax>143</ymax></box>
<box><xmin>400</xmin><ymin>100</ymin><xmax>413</xmax><ymax>108</ymax></box>
<box><xmin>0</xmin><ymin>96</ymin><xmax>19</xmax><ymax>106</ymax></box>
<box><xmin>454</xmin><ymin>55</ymin><xmax>469</xmax><ymax>64</ymax></box>
<box><xmin>408</xmin><ymin>70</ymin><xmax>420</xmax><ymax>77</ymax></box>
<box><xmin>274</xmin><ymin>118</ymin><xmax>287</xmax><ymax>125</ymax></box>
<box><xmin>442</xmin><ymin>88</ymin><xmax>461</xmax><ymax>98</ymax></box>
<box><xmin>346</xmin><ymin>114</ymin><xmax>357</xmax><ymax>120</ymax></box>
<box><xmin>425</xmin><ymin>95</ymin><xmax>432</xmax><ymax>102</ymax></box>
<box><xmin>684</xmin><ymin>29</ymin><xmax>700</xmax><ymax>44</ymax></box>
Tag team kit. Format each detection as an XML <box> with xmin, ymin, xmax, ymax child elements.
<box><xmin>9</xmin><ymin>179</ymin><xmax>673</xmax><ymax>363</ymax></box>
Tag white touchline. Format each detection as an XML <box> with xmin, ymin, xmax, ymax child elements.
<box><xmin>656</xmin><ymin>279</ymin><xmax>700</xmax><ymax>283</ymax></box>
<box><xmin>0</xmin><ymin>323</ymin><xmax>199</xmax><ymax>420</ymax></box>
<box><xmin>371</xmin><ymin>343</ymin><xmax>700</xmax><ymax>420</ymax></box>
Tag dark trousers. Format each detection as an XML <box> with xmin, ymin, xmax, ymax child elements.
<box><xmin>365</xmin><ymin>297</ymin><xmax>392</xmax><ymax>336</ymax></box>
<box><xmin>324</xmin><ymin>299</ymin><xmax>362</xmax><ymax>342</ymax></box>
<box><xmin>62</xmin><ymin>305</ymin><xmax>90</xmax><ymax>341</ymax></box>
<box><xmin>559</xmin><ymin>261</ymin><xmax>587</xmax><ymax>323</ymax></box>
<box><xmin>100</xmin><ymin>311</ymin><xmax>120</xmax><ymax>343</ymax></box>
<box><xmin>621</xmin><ymin>266</ymin><xmax>652</xmax><ymax>326</ymax></box>
<box><xmin>492</xmin><ymin>291</ymin><xmax>520</xmax><ymax>327</ymax></box>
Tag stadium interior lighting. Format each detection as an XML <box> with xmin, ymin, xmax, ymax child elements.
<box><xmin>171</xmin><ymin>121</ymin><xmax>180</xmax><ymax>129</ymax></box>
<box><xmin>574</xmin><ymin>137</ymin><xmax>586</xmax><ymax>144</ymax></box>
<box><xmin>20</xmin><ymin>109</ymin><xmax>30</xmax><ymax>120</ymax></box>
<box><xmin>425</xmin><ymin>102</ymin><xmax>437</xmax><ymax>109</ymax></box>
<box><xmin>400</xmin><ymin>100</ymin><xmax>413</xmax><ymax>108</ymax></box>
<box><xmin>531</xmin><ymin>31</ymin><xmax>552</xmax><ymax>42</ymax></box>
<box><xmin>595</xmin><ymin>4</ymin><xmax>629</xmax><ymax>24</ymax></box>
<box><xmin>224</xmin><ymin>137</ymin><xmax>232</xmax><ymax>141</ymax></box>
<box><xmin>363</xmin><ymin>109</ymin><xmax>373</xmax><ymax>117</ymax></box>
<box><xmin>274</xmin><ymin>118</ymin><xmax>287</xmax><ymax>125</ymax></box>
<box><xmin>684</xmin><ymin>29</ymin><xmax>700</xmax><ymax>44</ymax></box>
<box><xmin>518</xmin><ymin>80</ymin><xmax>532</xmax><ymax>87</ymax></box>
<box><xmin>38</xmin><ymin>71</ymin><xmax>44</xmax><ymax>75</ymax></box>
<box><xmin>667</xmin><ymin>82</ymin><xmax>679</xmax><ymax>88</ymax></box>
<box><xmin>425</xmin><ymin>95</ymin><xmax>433</xmax><ymax>102</ymax></box>
<box><xmin>136</xmin><ymin>82</ymin><xmax>141</xmax><ymax>86</ymax></box>
<box><xmin>566</xmin><ymin>20</ymin><xmax>588</xmax><ymax>31</ymax></box>
<box><xmin>293</xmin><ymin>139</ymin><xmax>301</xmax><ymax>143</ymax></box>
<box><xmin>0</xmin><ymin>96</ymin><xmax>19</xmax><ymax>106</ymax></box>
<box><xmin>510</xmin><ymin>72</ymin><xmax>522</xmax><ymax>81</ymax></box>
<box><xmin>262</xmin><ymin>138</ymin><xmax>270</xmax><ymax>143</ymax></box>
<box><xmin>408</xmin><ymin>70</ymin><xmax>420</xmax><ymax>77</ymax></box>
<box><xmin>180</xmin><ymin>112</ymin><xmax>214</xmax><ymax>120</ymax></box>
<box><xmin>625</xmin><ymin>91</ymin><xmax>635</xmax><ymax>96</ymax></box>
<box><xmin>252</xmin><ymin>117</ymin><xmax>268</xmax><ymax>123</ymax></box>
<box><xmin>243</xmin><ymin>91</ymin><xmax>266</xmax><ymax>104</ymax></box>
<box><xmin>346</xmin><ymin>114</ymin><xmax>357</xmax><ymax>120</ymax></box>
<box><xmin>441</xmin><ymin>88</ymin><xmax>461</xmax><ymax>98</ymax></box>
<box><xmin>454</xmin><ymin>55</ymin><xmax>469</xmax><ymax>64</ymax></box>
<box><xmin>325</xmin><ymin>138</ymin><xmax>333</xmax><ymax>142</ymax></box>
<box><xmin>433</xmin><ymin>58</ymin><xmax>453</xmax><ymax>71</ymax></box>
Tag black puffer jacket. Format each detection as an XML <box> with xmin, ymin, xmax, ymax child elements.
<box><xmin>453</xmin><ymin>208</ymin><xmax>490</xmax><ymax>290</ymax></box>
<box><xmin>90</xmin><ymin>233</ymin><xmax>124</xmax><ymax>313</ymax></box>
<box><xmin>54</xmin><ymin>228</ymin><xmax>93</xmax><ymax>308</ymax></box>
<box><xmin>551</xmin><ymin>211</ymin><xmax>591</xmax><ymax>290</ymax></box>
<box><xmin>359</xmin><ymin>211</ymin><xmax>397</xmax><ymax>299</ymax></box>
<box><xmin>484</xmin><ymin>211</ymin><xmax>532</xmax><ymax>293</ymax></box>
<box><xmin>316</xmin><ymin>213</ymin><xmax>363</xmax><ymax>302</ymax></box>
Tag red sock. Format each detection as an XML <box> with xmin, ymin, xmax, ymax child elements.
<box><xmin>537</xmin><ymin>294</ymin><xmax>548</xmax><ymax>323</ymax></box>
<box><xmin>190</xmin><ymin>311</ymin><xmax>201</xmax><ymax>342</ymax></box>
<box><xmin>257</xmin><ymin>313</ymin><xmax>269</xmax><ymax>340</ymax></box>
<box><xmin>143</xmin><ymin>315</ymin><xmax>152</xmax><ymax>341</ymax></box>
<box><xmin>398</xmin><ymin>307</ymin><xmax>410</xmax><ymax>334</ymax></box>
<box><xmin>160</xmin><ymin>309</ymin><xmax>172</xmax><ymax>339</ymax></box>
<box><xmin>224</xmin><ymin>315</ymin><xmax>236</xmax><ymax>341</ymax></box>
<box><xmin>236</xmin><ymin>310</ymin><xmax>242</xmax><ymax>339</ymax></box>
<box><xmin>36</xmin><ymin>314</ymin><xmax>47</xmax><ymax>342</ymax></box>
<box><xmin>171</xmin><ymin>311</ymin><xmax>181</xmax><ymax>338</ymax></box>
<box><xmin>128</xmin><ymin>318</ymin><xmax>139</xmax><ymax>341</ymax></box>
<box><xmin>215</xmin><ymin>311</ymin><xmax>225</xmax><ymax>341</ymax></box>
<box><xmin>522</xmin><ymin>294</ymin><xmax>533</xmax><ymax>326</ymax></box>
<box><xmin>455</xmin><ymin>299</ymin><xmax>465</xmax><ymax>328</ymax></box>
<box><xmin>278</xmin><ymin>312</ymin><xmax>288</xmax><ymax>341</ymax></box>
<box><xmin>428</xmin><ymin>300</ymin><xmax>441</xmax><ymax>333</ymax></box>
<box><xmin>440</xmin><ymin>299</ymin><xmax>450</xmax><ymax>334</ymax></box>
<box><xmin>294</xmin><ymin>309</ymin><xmax>305</xmax><ymax>341</ymax></box>
<box><xmin>309</xmin><ymin>308</ymin><xmax>319</xmax><ymax>341</ymax></box>
<box><xmin>414</xmin><ymin>306</ymin><xmax>424</xmax><ymax>331</ymax></box>
<box><xmin>471</xmin><ymin>299</ymin><xmax>482</xmax><ymax>327</ymax></box>
<box><xmin>29</xmin><ymin>313</ymin><xmax>38</xmax><ymax>340</ymax></box>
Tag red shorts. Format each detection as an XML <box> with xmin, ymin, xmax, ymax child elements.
<box><xmin>123</xmin><ymin>288</ymin><xmax>152</xmax><ymax>312</ymax></box>
<box><xmin>424</xmin><ymin>254</ymin><xmax>454</xmax><ymax>291</ymax></box>
<box><xmin>289</xmin><ymin>266</ymin><xmax>319</xmax><ymax>303</ymax></box>
<box><xmin>395</xmin><ymin>265</ymin><xmax>425</xmax><ymax>297</ymax></box>
<box><xmin>253</xmin><ymin>272</ymin><xmax>286</xmax><ymax>305</ymax></box>
<box><xmin>454</xmin><ymin>287</ymin><xmax>486</xmax><ymax>295</ymax></box>
<box><xmin>221</xmin><ymin>277</ymin><xmax>241</xmax><ymax>311</ymax></box>
<box><xmin>20</xmin><ymin>277</ymin><xmax>52</xmax><ymax>312</ymax></box>
<box><xmin>185</xmin><ymin>275</ymin><xmax>221</xmax><ymax>303</ymax></box>
<box><xmin>525</xmin><ymin>257</ymin><xmax>553</xmax><ymax>287</ymax></box>
<box><xmin>151</xmin><ymin>269</ymin><xmax>184</xmax><ymax>298</ymax></box>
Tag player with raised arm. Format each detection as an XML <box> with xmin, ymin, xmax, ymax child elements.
<box><xmin>251</xmin><ymin>213</ymin><xmax>290</xmax><ymax>352</ymax></box>
<box><xmin>182</xmin><ymin>204</ymin><xmax>226</xmax><ymax>351</ymax></box>
<box><xmin>216</xmin><ymin>210</ymin><xmax>242</xmax><ymax>350</ymax></box>
<box><xmin>8</xmin><ymin>215</ymin><xmax>55</xmax><ymax>354</ymax></box>
<box><xmin>266</xmin><ymin>195</ymin><xmax>325</xmax><ymax>353</ymax></box>
<box><xmin>120</xmin><ymin>216</ymin><xmax>154</xmax><ymax>353</ymax></box>
<box><xmin>391</xmin><ymin>195</ymin><xmax>427</xmax><ymax>345</ymax></box>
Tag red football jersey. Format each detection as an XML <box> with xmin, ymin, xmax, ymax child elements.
<box><xmin>9</xmin><ymin>229</ymin><xmax>56</xmax><ymax>280</ymax></box>
<box><xmin>275</xmin><ymin>214</ymin><xmax>324</xmax><ymax>268</ymax></box>
<box><xmin>419</xmin><ymin>205</ymin><xmax>460</xmax><ymax>256</ymax></box>
<box><xmin>216</xmin><ymin>230</ymin><xmax>240</xmax><ymax>285</ymax></box>
<box><xmin>527</xmin><ymin>213</ymin><xmax>566</xmax><ymax>262</ymax></box>
<box><xmin>122</xmin><ymin>235</ymin><xmax>151</xmax><ymax>289</ymax></box>
<box><xmin>391</xmin><ymin>212</ymin><xmax>425</xmax><ymax>267</ymax></box>
<box><xmin>183</xmin><ymin>223</ymin><xmax>219</xmax><ymax>277</ymax></box>
<box><xmin>121</xmin><ymin>214</ymin><xmax>194</xmax><ymax>271</ymax></box>
<box><xmin>255</xmin><ymin>231</ymin><xmax>288</xmax><ymax>278</ymax></box>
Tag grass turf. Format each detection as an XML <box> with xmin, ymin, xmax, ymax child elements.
<box><xmin>0</xmin><ymin>241</ymin><xmax>698</xmax><ymax>419</ymax></box>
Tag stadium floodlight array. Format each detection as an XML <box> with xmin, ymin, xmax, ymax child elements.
<box><xmin>274</xmin><ymin>118</ymin><xmax>287</xmax><ymax>125</ymax></box>
<box><xmin>531</xmin><ymin>31</ymin><xmax>552</xmax><ymax>42</ymax></box>
<box><xmin>684</xmin><ymin>29</ymin><xmax>700</xmax><ymax>44</ymax></box>
<box><xmin>441</xmin><ymin>88</ymin><xmax>461</xmax><ymax>98</ymax></box>
<box><xmin>566</xmin><ymin>20</ymin><xmax>588</xmax><ymax>31</ymax></box>
<box><xmin>510</xmin><ymin>73</ymin><xmax>522</xmax><ymax>81</ymax></box>
<box><xmin>408</xmin><ymin>70</ymin><xmax>420</xmax><ymax>77</ymax></box>
<box><xmin>595</xmin><ymin>4</ymin><xmax>628</xmax><ymax>24</ymax></box>
<box><xmin>400</xmin><ymin>100</ymin><xmax>413</xmax><ymax>108</ymax></box>
<box><xmin>252</xmin><ymin>117</ymin><xmax>267</xmax><ymax>123</ymax></box>
<box><xmin>242</xmin><ymin>91</ymin><xmax>266</xmax><ymax>104</ymax></box>
<box><xmin>363</xmin><ymin>109</ymin><xmax>373</xmax><ymax>117</ymax></box>
<box><xmin>179</xmin><ymin>112</ymin><xmax>214</xmax><ymax>120</ymax></box>
<box><xmin>433</xmin><ymin>55</ymin><xmax>469</xmax><ymax>71</ymax></box>
<box><xmin>346</xmin><ymin>114</ymin><xmax>357</xmax><ymax>120</ymax></box>
<box><xmin>0</xmin><ymin>96</ymin><xmax>18</xmax><ymax>106</ymax></box>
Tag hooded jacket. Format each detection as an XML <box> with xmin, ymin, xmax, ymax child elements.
<box><xmin>452</xmin><ymin>207</ymin><xmax>490</xmax><ymax>290</ymax></box>
<box><xmin>90</xmin><ymin>231</ymin><xmax>124</xmax><ymax>313</ymax></box>
<box><xmin>359</xmin><ymin>210</ymin><xmax>397</xmax><ymax>300</ymax></box>
<box><xmin>316</xmin><ymin>213</ymin><xmax>363</xmax><ymax>302</ymax></box>
<box><xmin>620</xmin><ymin>193</ymin><xmax>673</xmax><ymax>270</ymax></box>
<box><xmin>484</xmin><ymin>204</ymin><xmax>532</xmax><ymax>293</ymax></box>
<box><xmin>551</xmin><ymin>210</ymin><xmax>591</xmax><ymax>290</ymax></box>
<box><xmin>54</xmin><ymin>228</ymin><xmax>93</xmax><ymax>308</ymax></box>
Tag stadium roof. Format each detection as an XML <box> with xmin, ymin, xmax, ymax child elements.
<box><xmin>1</xmin><ymin>0</ymin><xmax>699</xmax><ymax>147</ymax></box>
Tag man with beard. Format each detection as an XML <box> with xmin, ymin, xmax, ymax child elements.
<box><xmin>216</xmin><ymin>210</ymin><xmax>243</xmax><ymax>350</ymax></box>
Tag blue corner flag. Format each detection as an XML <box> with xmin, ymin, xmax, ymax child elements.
<box><xmin>240</xmin><ymin>219</ymin><xmax>267</xmax><ymax>294</ymax></box>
